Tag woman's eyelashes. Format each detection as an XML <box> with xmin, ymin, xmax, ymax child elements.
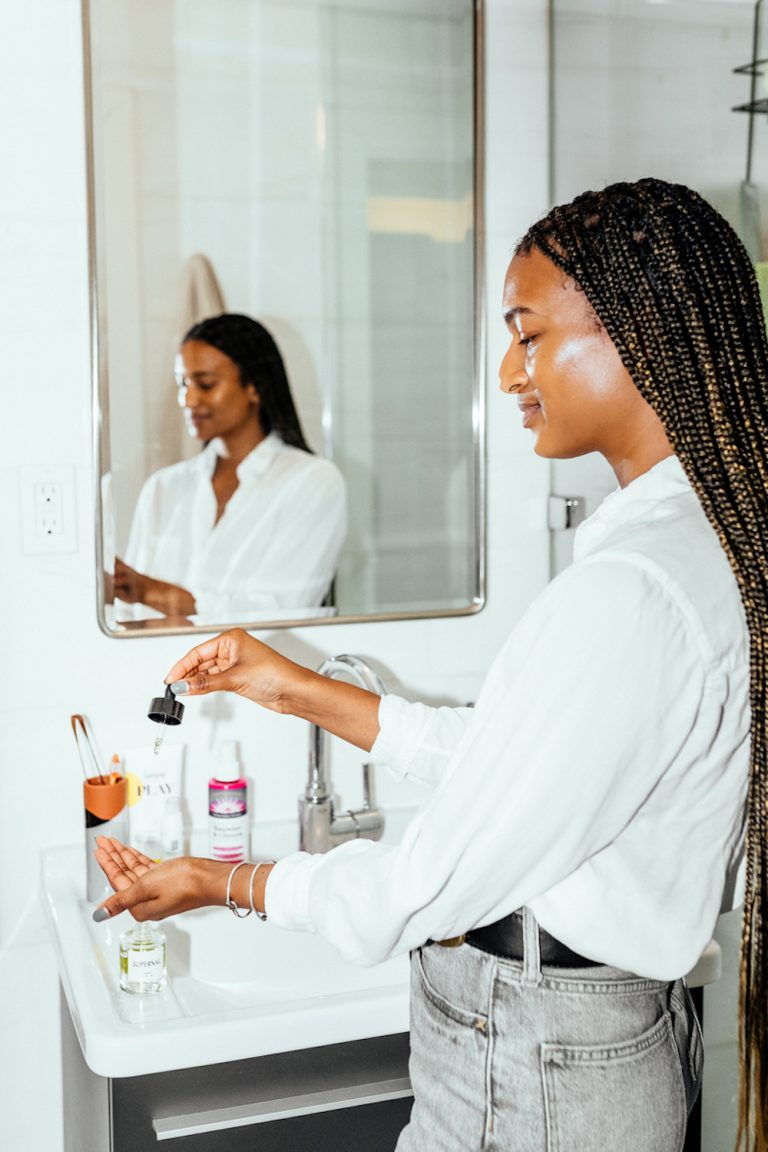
<box><xmin>177</xmin><ymin>379</ymin><xmax>217</xmax><ymax>395</ymax></box>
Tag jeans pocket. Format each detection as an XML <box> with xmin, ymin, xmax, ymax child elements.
<box><xmin>541</xmin><ymin>1012</ymin><xmax>687</xmax><ymax>1152</ymax></box>
<box><xmin>408</xmin><ymin>949</ymin><xmax>491</xmax><ymax>1151</ymax></box>
<box><xmin>416</xmin><ymin>947</ymin><xmax>489</xmax><ymax>1031</ymax></box>
<box><xmin>669</xmin><ymin>980</ymin><xmax>704</xmax><ymax>1116</ymax></box>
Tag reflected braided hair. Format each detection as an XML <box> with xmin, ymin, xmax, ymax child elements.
<box><xmin>519</xmin><ymin>177</ymin><xmax>768</xmax><ymax>1151</ymax></box>
<box><xmin>182</xmin><ymin>313</ymin><xmax>311</xmax><ymax>452</ymax></box>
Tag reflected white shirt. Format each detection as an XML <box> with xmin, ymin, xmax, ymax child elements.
<box><xmin>267</xmin><ymin>456</ymin><xmax>750</xmax><ymax>979</ymax></box>
<box><xmin>122</xmin><ymin>433</ymin><xmax>347</xmax><ymax>621</ymax></box>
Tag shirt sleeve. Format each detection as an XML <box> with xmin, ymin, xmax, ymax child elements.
<box><xmin>371</xmin><ymin>695</ymin><xmax>474</xmax><ymax>787</ymax></box>
<box><xmin>265</xmin><ymin>557</ymin><xmax>707</xmax><ymax>965</ymax></box>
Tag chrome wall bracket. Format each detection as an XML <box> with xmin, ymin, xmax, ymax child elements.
<box><xmin>548</xmin><ymin>494</ymin><xmax>586</xmax><ymax>531</ymax></box>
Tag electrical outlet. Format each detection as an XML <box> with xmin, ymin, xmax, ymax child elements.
<box><xmin>19</xmin><ymin>465</ymin><xmax>78</xmax><ymax>554</ymax></box>
<box><xmin>35</xmin><ymin>482</ymin><xmax>64</xmax><ymax>537</ymax></box>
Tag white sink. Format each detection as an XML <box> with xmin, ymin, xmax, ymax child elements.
<box><xmin>42</xmin><ymin>812</ymin><xmax>413</xmax><ymax>1078</ymax></box>
<box><xmin>167</xmin><ymin>909</ymin><xmax>407</xmax><ymax>1014</ymax></box>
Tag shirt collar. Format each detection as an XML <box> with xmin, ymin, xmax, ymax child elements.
<box><xmin>202</xmin><ymin>432</ymin><xmax>283</xmax><ymax>480</ymax></box>
<box><xmin>573</xmin><ymin>455</ymin><xmax>691</xmax><ymax>561</ymax></box>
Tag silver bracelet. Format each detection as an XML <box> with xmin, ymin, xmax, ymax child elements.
<box><xmin>249</xmin><ymin>860</ymin><xmax>276</xmax><ymax>921</ymax></box>
<box><xmin>225</xmin><ymin>861</ymin><xmax>252</xmax><ymax>918</ymax></box>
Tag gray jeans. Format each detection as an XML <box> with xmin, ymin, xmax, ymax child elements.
<box><xmin>397</xmin><ymin>909</ymin><xmax>703</xmax><ymax>1152</ymax></box>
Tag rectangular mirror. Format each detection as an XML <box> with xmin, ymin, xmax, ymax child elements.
<box><xmin>85</xmin><ymin>0</ymin><xmax>485</xmax><ymax>635</ymax></box>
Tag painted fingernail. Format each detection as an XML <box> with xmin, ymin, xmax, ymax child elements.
<box><xmin>92</xmin><ymin>907</ymin><xmax>111</xmax><ymax>923</ymax></box>
<box><xmin>170</xmin><ymin>680</ymin><xmax>189</xmax><ymax>695</ymax></box>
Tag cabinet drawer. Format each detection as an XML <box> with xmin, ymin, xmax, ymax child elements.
<box><xmin>113</xmin><ymin>1034</ymin><xmax>412</xmax><ymax>1152</ymax></box>
<box><xmin>140</xmin><ymin>1098</ymin><xmax>413</xmax><ymax>1151</ymax></box>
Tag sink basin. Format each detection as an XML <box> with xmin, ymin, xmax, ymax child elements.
<box><xmin>42</xmin><ymin>811</ymin><xmax>414</xmax><ymax>1078</ymax></box>
<box><xmin>167</xmin><ymin>910</ymin><xmax>407</xmax><ymax>1011</ymax></box>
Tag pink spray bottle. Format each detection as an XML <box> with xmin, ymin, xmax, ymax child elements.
<box><xmin>208</xmin><ymin>741</ymin><xmax>248</xmax><ymax>862</ymax></box>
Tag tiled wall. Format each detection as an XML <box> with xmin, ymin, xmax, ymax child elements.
<box><xmin>0</xmin><ymin>1</ymin><xmax>550</xmax><ymax>1148</ymax></box>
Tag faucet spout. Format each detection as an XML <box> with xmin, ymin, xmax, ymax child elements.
<box><xmin>301</xmin><ymin>655</ymin><xmax>387</xmax><ymax>853</ymax></box>
<box><xmin>306</xmin><ymin>655</ymin><xmax>386</xmax><ymax>804</ymax></box>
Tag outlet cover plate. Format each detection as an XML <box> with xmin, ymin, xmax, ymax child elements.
<box><xmin>19</xmin><ymin>464</ymin><xmax>78</xmax><ymax>554</ymax></box>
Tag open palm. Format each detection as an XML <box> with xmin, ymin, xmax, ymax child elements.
<box><xmin>94</xmin><ymin>836</ymin><xmax>158</xmax><ymax>891</ymax></box>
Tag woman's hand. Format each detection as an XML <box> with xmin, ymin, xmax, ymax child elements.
<box><xmin>113</xmin><ymin>557</ymin><xmax>196</xmax><ymax>617</ymax></box>
<box><xmin>93</xmin><ymin>836</ymin><xmax>273</xmax><ymax>922</ymax></box>
<box><xmin>113</xmin><ymin>557</ymin><xmax>147</xmax><ymax>604</ymax></box>
<box><xmin>165</xmin><ymin>628</ymin><xmax>309</xmax><ymax>713</ymax></box>
<box><xmin>92</xmin><ymin>836</ymin><xmax>260</xmax><ymax>922</ymax></box>
<box><xmin>165</xmin><ymin>629</ymin><xmax>382</xmax><ymax>750</ymax></box>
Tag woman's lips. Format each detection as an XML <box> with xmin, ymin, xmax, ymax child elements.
<box><xmin>519</xmin><ymin>403</ymin><xmax>542</xmax><ymax>429</ymax></box>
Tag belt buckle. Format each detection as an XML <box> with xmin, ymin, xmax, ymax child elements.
<box><xmin>434</xmin><ymin>934</ymin><xmax>466</xmax><ymax>948</ymax></box>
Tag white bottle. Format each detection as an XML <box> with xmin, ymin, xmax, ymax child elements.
<box><xmin>208</xmin><ymin>741</ymin><xmax>248</xmax><ymax>863</ymax></box>
<box><xmin>162</xmin><ymin>797</ymin><xmax>184</xmax><ymax>860</ymax></box>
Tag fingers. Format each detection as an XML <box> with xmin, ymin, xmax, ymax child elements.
<box><xmin>92</xmin><ymin>842</ymin><xmax>170</xmax><ymax>922</ymax></box>
<box><xmin>95</xmin><ymin>836</ymin><xmax>156</xmax><ymax>872</ymax></box>
<box><xmin>91</xmin><ymin>857</ymin><xmax>206</xmax><ymax>924</ymax></box>
<box><xmin>164</xmin><ymin>630</ymin><xmax>244</xmax><ymax>693</ymax></box>
<box><xmin>94</xmin><ymin>838</ymin><xmax>139</xmax><ymax>888</ymax></box>
<box><xmin>94</xmin><ymin>836</ymin><xmax>157</xmax><ymax>896</ymax></box>
<box><xmin>94</xmin><ymin>846</ymin><xmax>138</xmax><ymax>891</ymax></box>
<box><xmin>93</xmin><ymin>884</ymin><xmax>161</xmax><ymax>923</ymax></box>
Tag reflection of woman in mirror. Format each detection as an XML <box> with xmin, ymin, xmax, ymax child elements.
<box><xmin>113</xmin><ymin>314</ymin><xmax>346</xmax><ymax>622</ymax></box>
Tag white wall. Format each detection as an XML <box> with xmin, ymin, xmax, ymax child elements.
<box><xmin>0</xmin><ymin>2</ymin><xmax>551</xmax><ymax>1149</ymax></box>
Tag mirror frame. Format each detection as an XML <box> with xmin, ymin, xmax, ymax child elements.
<box><xmin>84</xmin><ymin>0</ymin><xmax>486</xmax><ymax>638</ymax></box>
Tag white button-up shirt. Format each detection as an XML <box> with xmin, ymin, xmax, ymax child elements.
<box><xmin>121</xmin><ymin>433</ymin><xmax>347</xmax><ymax>622</ymax></box>
<box><xmin>268</xmin><ymin>456</ymin><xmax>750</xmax><ymax>979</ymax></box>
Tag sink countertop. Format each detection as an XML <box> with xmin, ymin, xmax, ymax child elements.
<box><xmin>42</xmin><ymin>813</ymin><xmax>413</xmax><ymax>1079</ymax></box>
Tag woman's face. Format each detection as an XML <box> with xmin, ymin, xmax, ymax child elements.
<box><xmin>499</xmin><ymin>248</ymin><xmax>668</xmax><ymax>477</ymax></box>
<box><xmin>175</xmin><ymin>340</ymin><xmax>261</xmax><ymax>441</ymax></box>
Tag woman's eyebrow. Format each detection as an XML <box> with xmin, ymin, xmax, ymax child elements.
<box><xmin>502</xmin><ymin>305</ymin><xmax>535</xmax><ymax>323</ymax></box>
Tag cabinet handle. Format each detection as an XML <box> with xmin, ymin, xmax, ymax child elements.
<box><xmin>152</xmin><ymin>1076</ymin><xmax>413</xmax><ymax>1140</ymax></box>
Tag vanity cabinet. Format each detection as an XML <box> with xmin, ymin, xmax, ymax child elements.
<box><xmin>61</xmin><ymin>991</ymin><xmax>412</xmax><ymax>1152</ymax></box>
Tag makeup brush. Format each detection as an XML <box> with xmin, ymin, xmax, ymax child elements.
<box><xmin>70</xmin><ymin>713</ymin><xmax>107</xmax><ymax>785</ymax></box>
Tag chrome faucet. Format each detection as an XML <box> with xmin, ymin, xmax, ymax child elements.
<box><xmin>299</xmin><ymin>654</ymin><xmax>386</xmax><ymax>854</ymax></box>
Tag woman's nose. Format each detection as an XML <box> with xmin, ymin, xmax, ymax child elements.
<box><xmin>498</xmin><ymin>345</ymin><xmax>527</xmax><ymax>395</ymax></box>
<box><xmin>177</xmin><ymin>383</ymin><xmax>196</xmax><ymax>409</ymax></box>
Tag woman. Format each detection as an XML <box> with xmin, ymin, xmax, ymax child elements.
<box><xmin>113</xmin><ymin>313</ymin><xmax>347</xmax><ymax>621</ymax></box>
<box><xmin>95</xmin><ymin>180</ymin><xmax>767</xmax><ymax>1151</ymax></box>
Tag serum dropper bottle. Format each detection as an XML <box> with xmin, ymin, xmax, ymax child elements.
<box><xmin>113</xmin><ymin>683</ymin><xmax>182</xmax><ymax>994</ymax></box>
<box><xmin>119</xmin><ymin>921</ymin><xmax>167</xmax><ymax>994</ymax></box>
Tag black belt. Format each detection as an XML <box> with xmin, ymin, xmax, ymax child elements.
<box><xmin>434</xmin><ymin>910</ymin><xmax>602</xmax><ymax>968</ymax></box>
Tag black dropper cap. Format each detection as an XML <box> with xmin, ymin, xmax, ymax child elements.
<box><xmin>148</xmin><ymin>685</ymin><xmax>184</xmax><ymax>726</ymax></box>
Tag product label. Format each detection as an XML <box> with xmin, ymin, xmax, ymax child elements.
<box><xmin>209</xmin><ymin>793</ymin><xmax>246</xmax><ymax>817</ymax></box>
<box><xmin>127</xmin><ymin>948</ymin><xmax>165</xmax><ymax>982</ymax></box>
<box><xmin>210</xmin><ymin>813</ymin><xmax>248</xmax><ymax>861</ymax></box>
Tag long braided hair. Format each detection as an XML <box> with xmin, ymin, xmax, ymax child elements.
<box><xmin>518</xmin><ymin>177</ymin><xmax>768</xmax><ymax>1150</ymax></box>
<box><xmin>182</xmin><ymin>313</ymin><xmax>312</xmax><ymax>452</ymax></box>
